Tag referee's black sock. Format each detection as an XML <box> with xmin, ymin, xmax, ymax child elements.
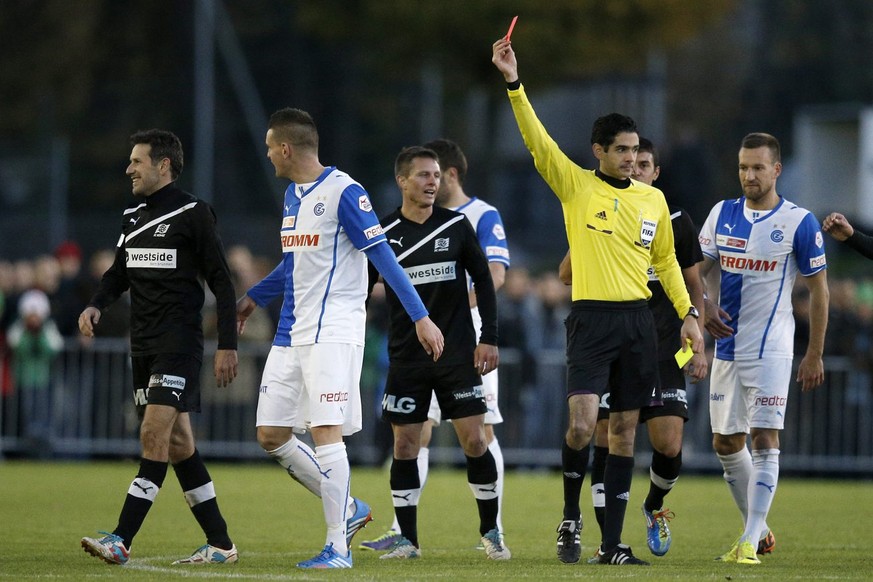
<box><xmin>602</xmin><ymin>454</ymin><xmax>634</xmax><ymax>551</ymax></box>
<box><xmin>561</xmin><ymin>440</ymin><xmax>589</xmax><ymax>522</ymax></box>
<box><xmin>173</xmin><ymin>449</ymin><xmax>233</xmax><ymax>550</ymax></box>
<box><xmin>114</xmin><ymin>458</ymin><xmax>168</xmax><ymax>548</ymax></box>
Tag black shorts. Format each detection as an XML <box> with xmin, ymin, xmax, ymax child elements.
<box><xmin>640</xmin><ymin>359</ymin><xmax>689</xmax><ymax>422</ymax></box>
<box><xmin>382</xmin><ymin>363</ymin><xmax>486</xmax><ymax>424</ymax></box>
<box><xmin>597</xmin><ymin>359</ymin><xmax>690</xmax><ymax>422</ymax></box>
<box><xmin>131</xmin><ymin>353</ymin><xmax>202</xmax><ymax>415</ymax></box>
<box><xmin>566</xmin><ymin>300</ymin><xmax>658</xmax><ymax>412</ymax></box>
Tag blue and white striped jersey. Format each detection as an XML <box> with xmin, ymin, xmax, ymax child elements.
<box><xmin>247</xmin><ymin>167</ymin><xmax>386</xmax><ymax>347</ymax></box>
<box><xmin>451</xmin><ymin>197</ymin><xmax>510</xmax><ymax>269</ymax></box>
<box><xmin>699</xmin><ymin>196</ymin><xmax>826</xmax><ymax>361</ymax></box>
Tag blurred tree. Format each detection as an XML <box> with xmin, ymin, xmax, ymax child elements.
<box><xmin>0</xmin><ymin>1</ymin><xmax>102</xmax><ymax>136</ymax></box>
<box><xmin>3</xmin><ymin>0</ymin><xmax>873</xmax><ymax>264</ymax></box>
<box><xmin>295</xmin><ymin>0</ymin><xmax>736</xmax><ymax>154</ymax></box>
<box><xmin>0</xmin><ymin>0</ymin><xmax>193</xmax><ymax>208</ymax></box>
<box><xmin>296</xmin><ymin>1</ymin><xmax>736</xmax><ymax>82</ymax></box>
<box><xmin>663</xmin><ymin>0</ymin><xmax>873</xmax><ymax>217</ymax></box>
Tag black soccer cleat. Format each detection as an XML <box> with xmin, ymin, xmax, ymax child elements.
<box><xmin>598</xmin><ymin>543</ymin><xmax>650</xmax><ymax>566</ymax></box>
<box><xmin>555</xmin><ymin>519</ymin><xmax>581</xmax><ymax>564</ymax></box>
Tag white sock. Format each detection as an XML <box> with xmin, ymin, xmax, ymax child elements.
<box><xmin>390</xmin><ymin>447</ymin><xmax>429</xmax><ymax>533</ymax></box>
<box><xmin>418</xmin><ymin>446</ymin><xmax>430</xmax><ymax>490</ymax></box>
<box><xmin>316</xmin><ymin>442</ymin><xmax>350</xmax><ymax>554</ymax></box>
<box><xmin>718</xmin><ymin>447</ymin><xmax>770</xmax><ymax>536</ymax></box>
<box><xmin>743</xmin><ymin>449</ymin><xmax>779</xmax><ymax>544</ymax></box>
<box><xmin>488</xmin><ymin>437</ymin><xmax>505</xmax><ymax>534</ymax></box>
<box><xmin>717</xmin><ymin>448</ymin><xmax>752</xmax><ymax>522</ymax></box>
<box><xmin>267</xmin><ymin>436</ymin><xmax>323</xmax><ymax>497</ymax></box>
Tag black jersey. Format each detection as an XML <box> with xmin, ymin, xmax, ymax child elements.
<box><xmin>845</xmin><ymin>229</ymin><xmax>873</xmax><ymax>259</ymax></box>
<box><xmin>370</xmin><ymin>206</ymin><xmax>497</xmax><ymax>367</ymax></box>
<box><xmin>89</xmin><ymin>183</ymin><xmax>237</xmax><ymax>358</ymax></box>
<box><xmin>648</xmin><ymin>206</ymin><xmax>703</xmax><ymax>361</ymax></box>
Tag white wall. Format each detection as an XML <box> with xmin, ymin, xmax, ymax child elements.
<box><xmin>794</xmin><ymin>105</ymin><xmax>867</xmax><ymax>222</ymax></box>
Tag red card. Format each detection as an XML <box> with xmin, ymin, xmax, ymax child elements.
<box><xmin>505</xmin><ymin>15</ymin><xmax>518</xmax><ymax>41</ymax></box>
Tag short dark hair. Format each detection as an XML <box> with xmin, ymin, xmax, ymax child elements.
<box><xmin>590</xmin><ymin>113</ymin><xmax>638</xmax><ymax>149</ymax></box>
<box><xmin>395</xmin><ymin>146</ymin><xmax>439</xmax><ymax>178</ymax></box>
<box><xmin>422</xmin><ymin>138</ymin><xmax>467</xmax><ymax>185</ymax></box>
<box><xmin>130</xmin><ymin>129</ymin><xmax>183</xmax><ymax>179</ymax></box>
<box><xmin>268</xmin><ymin>107</ymin><xmax>319</xmax><ymax>151</ymax></box>
<box><xmin>638</xmin><ymin>137</ymin><xmax>659</xmax><ymax>167</ymax></box>
<box><xmin>740</xmin><ymin>132</ymin><xmax>781</xmax><ymax>163</ymax></box>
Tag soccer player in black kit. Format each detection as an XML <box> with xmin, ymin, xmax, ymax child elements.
<box><xmin>368</xmin><ymin>146</ymin><xmax>509</xmax><ymax>561</ymax></box>
<box><xmin>79</xmin><ymin>129</ymin><xmax>239</xmax><ymax>566</ymax></box>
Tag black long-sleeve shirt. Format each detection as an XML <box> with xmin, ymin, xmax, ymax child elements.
<box><xmin>369</xmin><ymin>206</ymin><xmax>497</xmax><ymax>367</ymax></box>
<box><xmin>844</xmin><ymin>229</ymin><xmax>873</xmax><ymax>260</ymax></box>
<box><xmin>649</xmin><ymin>206</ymin><xmax>704</xmax><ymax>361</ymax></box>
<box><xmin>89</xmin><ymin>183</ymin><xmax>237</xmax><ymax>358</ymax></box>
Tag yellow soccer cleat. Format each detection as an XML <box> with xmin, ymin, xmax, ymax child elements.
<box><xmin>736</xmin><ymin>541</ymin><xmax>761</xmax><ymax>565</ymax></box>
<box><xmin>715</xmin><ymin>538</ymin><xmax>739</xmax><ymax>563</ymax></box>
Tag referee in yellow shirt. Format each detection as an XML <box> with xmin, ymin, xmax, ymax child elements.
<box><xmin>492</xmin><ymin>37</ymin><xmax>704</xmax><ymax>567</ymax></box>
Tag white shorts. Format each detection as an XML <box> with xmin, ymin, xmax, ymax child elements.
<box><xmin>709</xmin><ymin>358</ymin><xmax>792</xmax><ymax>434</ymax></box>
<box><xmin>427</xmin><ymin>307</ymin><xmax>503</xmax><ymax>426</ymax></box>
<box><xmin>256</xmin><ymin>343</ymin><xmax>363</xmax><ymax>436</ymax></box>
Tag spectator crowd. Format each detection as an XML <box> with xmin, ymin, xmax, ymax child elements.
<box><xmin>0</xmin><ymin>240</ymin><xmax>868</xmax><ymax>459</ymax></box>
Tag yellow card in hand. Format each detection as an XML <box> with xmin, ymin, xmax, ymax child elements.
<box><xmin>674</xmin><ymin>338</ymin><xmax>693</xmax><ymax>368</ymax></box>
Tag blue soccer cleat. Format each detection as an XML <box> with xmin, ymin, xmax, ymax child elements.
<box><xmin>642</xmin><ymin>505</ymin><xmax>674</xmax><ymax>556</ymax></box>
<box><xmin>346</xmin><ymin>498</ymin><xmax>373</xmax><ymax>547</ymax></box>
<box><xmin>359</xmin><ymin>529</ymin><xmax>403</xmax><ymax>551</ymax></box>
<box><xmin>297</xmin><ymin>543</ymin><xmax>353</xmax><ymax>569</ymax></box>
<box><xmin>81</xmin><ymin>531</ymin><xmax>129</xmax><ymax>565</ymax></box>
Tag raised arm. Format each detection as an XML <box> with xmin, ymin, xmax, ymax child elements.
<box><xmin>491</xmin><ymin>36</ymin><xmax>579</xmax><ymax>204</ymax></box>
<box><xmin>491</xmin><ymin>37</ymin><xmax>519</xmax><ymax>83</ymax></box>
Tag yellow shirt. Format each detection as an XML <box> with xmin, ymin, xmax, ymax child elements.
<box><xmin>508</xmin><ymin>85</ymin><xmax>692</xmax><ymax>319</ymax></box>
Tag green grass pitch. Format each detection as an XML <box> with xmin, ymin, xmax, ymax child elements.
<box><xmin>0</xmin><ymin>460</ymin><xmax>870</xmax><ymax>580</ymax></box>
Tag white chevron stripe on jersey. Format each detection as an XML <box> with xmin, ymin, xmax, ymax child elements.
<box><xmin>386</xmin><ymin>214</ymin><xmax>466</xmax><ymax>263</ymax></box>
<box><xmin>124</xmin><ymin>202</ymin><xmax>199</xmax><ymax>243</ymax></box>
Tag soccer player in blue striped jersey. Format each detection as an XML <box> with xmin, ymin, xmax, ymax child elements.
<box><xmin>236</xmin><ymin>108</ymin><xmax>444</xmax><ymax>569</ymax></box>
<box><xmin>701</xmin><ymin>133</ymin><xmax>829</xmax><ymax>564</ymax></box>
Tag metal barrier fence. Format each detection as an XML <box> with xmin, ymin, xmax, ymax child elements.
<box><xmin>2</xmin><ymin>338</ymin><xmax>871</xmax><ymax>475</ymax></box>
